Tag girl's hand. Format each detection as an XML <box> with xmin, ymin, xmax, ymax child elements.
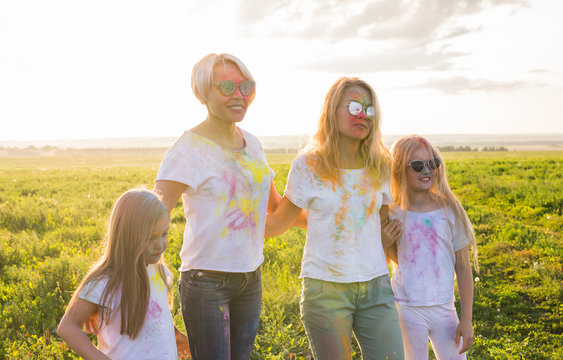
<box><xmin>381</xmin><ymin>218</ymin><xmax>402</xmax><ymax>249</ymax></box>
<box><xmin>174</xmin><ymin>327</ymin><xmax>191</xmax><ymax>359</ymax></box>
<box><xmin>455</xmin><ymin>318</ymin><xmax>474</xmax><ymax>354</ymax></box>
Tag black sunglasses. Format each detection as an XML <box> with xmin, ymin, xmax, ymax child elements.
<box><xmin>213</xmin><ymin>80</ymin><xmax>255</xmax><ymax>96</ymax></box>
<box><xmin>407</xmin><ymin>157</ymin><xmax>441</xmax><ymax>173</ymax></box>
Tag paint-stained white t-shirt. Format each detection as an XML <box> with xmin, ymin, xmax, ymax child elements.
<box><xmin>79</xmin><ymin>264</ymin><xmax>177</xmax><ymax>360</ymax></box>
<box><xmin>284</xmin><ymin>154</ymin><xmax>392</xmax><ymax>283</ymax></box>
<box><xmin>390</xmin><ymin>207</ymin><xmax>471</xmax><ymax>306</ymax></box>
<box><xmin>156</xmin><ymin>129</ymin><xmax>274</xmax><ymax>272</ymax></box>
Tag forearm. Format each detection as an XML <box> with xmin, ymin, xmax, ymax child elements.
<box><xmin>265</xmin><ymin>212</ymin><xmax>292</xmax><ymax>238</ymax></box>
<box><xmin>456</xmin><ymin>251</ymin><xmax>474</xmax><ymax>321</ymax></box>
<box><xmin>264</xmin><ymin>196</ymin><xmax>302</xmax><ymax>237</ymax></box>
<box><xmin>385</xmin><ymin>243</ymin><xmax>398</xmax><ymax>265</ymax></box>
<box><xmin>457</xmin><ymin>269</ymin><xmax>473</xmax><ymax>321</ymax></box>
<box><xmin>57</xmin><ymin>322</ymin><xmax>109</xmax><ymax>360</ymax></box>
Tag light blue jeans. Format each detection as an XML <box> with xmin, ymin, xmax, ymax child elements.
<box><xmin>300</xmin><ymin>275</ymin><xmax>404</xmax><ymax>360</ymax></box>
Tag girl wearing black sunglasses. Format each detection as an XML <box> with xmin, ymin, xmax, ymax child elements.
<box><xmin>154</xmin><ymin>53</ymin><xmax>286</xmax><ymax>360</ymax></box>
<box><xmin>387</xmin><ymin>135</ymin><xmax>479</xmax><ymax>359</ymax></box>
<box><xmin>265</xmin><ymin>77</ymin><xmax>404</xmax><ymax>359</ymax></box>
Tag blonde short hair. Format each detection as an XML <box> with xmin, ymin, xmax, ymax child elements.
<box><xmin>191</xmin><ymin>53</ymin><xmax>255</xmax><ymax>104</ymax></box>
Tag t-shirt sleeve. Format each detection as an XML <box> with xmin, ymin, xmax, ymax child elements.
<box><xmin>451</xmin><ymin>210</ymin><xmax>471</xmax><ymax>251</ymax></box>
<box><xmin>381</xmin><ymin>181</ymin><xmax>393</xmax><ymax>205</ymax></box>
<box><xmin>78</xmin><ymin>277</ymin><xmax>114</xmax><ymax>309</ymax></box>
<box><xmin>156</xmin><ymin>133</ymin><xmax>199</xmax><ymax>189</ymax></box>
<box><xmin>284</xmin><ymin>156</ymin><xmax>312</xmax><ymax>209</ymax></box>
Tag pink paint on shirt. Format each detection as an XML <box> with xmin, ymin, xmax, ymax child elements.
<box><xmin>146</xmin><ymin>300</ymin><xmax>163</xmax><ymax>319</ymax></box>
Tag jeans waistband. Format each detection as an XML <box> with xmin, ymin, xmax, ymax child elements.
<box><xmin>185</xmin><ymin>267</ymin><xmax>260</xmax><ymax>280</ymax></box>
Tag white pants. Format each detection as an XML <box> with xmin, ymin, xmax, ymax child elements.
<box><xmin>397</xmin><ymin>302</ymin><xmax>466</xmax><ymax>360</ymax></box>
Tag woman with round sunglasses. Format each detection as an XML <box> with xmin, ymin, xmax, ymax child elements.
<box><xmin>154</xmin><ymin>53</ymin><xmax>280</xmax><ymax>360</ymax></box>
<box><xmin>265</xmin><ymin>77</ymin><xmax>404</xmax><ymax>359</ymax></box>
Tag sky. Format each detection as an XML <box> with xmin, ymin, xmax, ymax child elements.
<box><xmin>1</xmin><ymin>0</ymin><xmax>562</xmax><ymax>141</ymax></box>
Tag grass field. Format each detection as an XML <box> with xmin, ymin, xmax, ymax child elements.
<box><xmin>0</xmin><ymin>151</ymin><xmax>561</xmax><ymax>359</ymax></box>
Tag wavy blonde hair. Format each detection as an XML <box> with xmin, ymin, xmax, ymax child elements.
<box><xmin>303</xmin><ymin>77</ymin><xmax>390</xmax><ymax>187</ymax></box>
<box><xmin>391</xmin><ymin>135</ymin><xmax>478</xmax><ymax>270</ymax></box>
<box><xmin>68</xmin><ymin>188</ymin><xmax>171</xmax><ymax>339</ymax></box>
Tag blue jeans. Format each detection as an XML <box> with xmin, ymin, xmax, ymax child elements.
<box><xmin>179</xmin><ymin>267</ymin><xmax>262</xmax><ymax>360</ymax></box>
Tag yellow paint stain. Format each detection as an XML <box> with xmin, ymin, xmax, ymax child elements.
<box><xmin>240</xmin><ymin>156</ymin><xmax>269</xmax><ymax>184</ymax></box>
<box><xmin>221</xmin><ymin>227</ymin><xmax>229</xmax><ymax>238</ymax></box>
<box><xmin>150</xmin><ymin>270</ymin><xmax>163</xmax><ymax>292</ymax></box>
<box><xmin>215</xmin><ymin>195</ymin><xmax>226</xmax><ymax>215</ymax></box>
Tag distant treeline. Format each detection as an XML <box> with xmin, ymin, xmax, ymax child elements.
<box><xmin>0</xmin><ymin>145</ymin><xmax>510</xmax><ymax>157</ymax></box>
<box><xmin>438</xmin><ymin>145</ymin><xmax>508</xmax><ymax>152</ymax></box>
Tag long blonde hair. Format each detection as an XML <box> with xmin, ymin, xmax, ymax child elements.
<box><xmin>391</xmin><ymin>135</ymin><xmax>478</xmax><ymax>270</ymax></box>
<box><xmin>304</xmin><ymin>77</ymin><xmax>390</xmax><ymax>187</ymax></box>
<box><xmin>68</xmin><ymin>188</ymin><xmax>171</xmax><ymax>339</ymax></box>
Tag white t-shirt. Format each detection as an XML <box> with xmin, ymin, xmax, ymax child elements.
<box><xmin>79</xmin><ymin>264</ymin><xmax>177</xmax><ymax>360</ymax></box>
<box><xmin>284</xmin><ymin>154</ymin><xmax>392</xmax><ymax>283</ymax></box>
<box><xmin>156</xmin><ymin>129</ymin><xmax>274</xmax><ymax>272</ymax></box>
<box><xmin>390</xmin><ymin>207</ymin><xmax>471</xmax><ymax>306</ymax></box>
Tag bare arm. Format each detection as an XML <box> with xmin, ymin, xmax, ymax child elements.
<box><xmin>174</xmin><ymin>326</ymin><xmax>190</xmax><ymax>359</ymax></box>
<box><xmin>154</xmin><ymin>180</ymin><xmax>187</xmax><ymax>213</ymax></box>
<box><xmin>267</xmin><ymin>180</ymin><xmax>282</xmax><ymax>213</ymax></box>
<box><xmin>455</xmin><ymin>246</ymin><xmax>474</xmax><ymax>354</ymax></box>
<box><xmin>380</xmin><ymin>206</ymin><xmax>402</xmax><ymax>264</ymax></box>
<box><xmin>57</xmin><ymin>299</ymin><xmax>110</xmax><ymax>360</ymax></box>
<box><xmin>265</xmin><ymin>196</ymin><xmax>304</xmax><ymax>238</ymax></box>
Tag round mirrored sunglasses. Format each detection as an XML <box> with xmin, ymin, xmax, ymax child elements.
<box><xmin>339</xmin><ymin>101</ymin><xmax>375</xmax><ymax>117</ymax></box>
<box><xmin>214</xmin><ymin>80</ymin><xmax>255</xmax><ymax>97</ymax></box>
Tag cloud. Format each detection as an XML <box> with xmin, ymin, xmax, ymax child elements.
<box><xmin>300</xmin><ymin>46</ymin><xmax>468</xmax><ymax>73</ymax></box>
<box><xmin>398</xmin><ymin>75</ymin><xmax>543</xmax><ymax>94</ymax></box>
<box><xmin>236</xmin><ymin>0</ymin><xmax>527</xmax><ymax>44</ymax></box>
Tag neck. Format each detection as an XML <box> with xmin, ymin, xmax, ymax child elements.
<box><xmin>338</xmin><ymin>137</ymin><xmax>362</xmax><ymax>169</ymax></box>
<box><xmin>406</xmin><ymin>190</ymin><xmax>437</xmax><ymax>211</ymax></box>
<box><xmin>193</xmin><ymin>116</ymin><xmax>243</xmax><ymax>149</ymax></box>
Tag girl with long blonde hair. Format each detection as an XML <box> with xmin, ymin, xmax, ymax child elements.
<box><xmin>266</xmin><ymin>77</ymin><xmax>404</xmax><ymax>359</ymax></box>
<box><xmin>386</xmin><ymin>135</ymin><xmax>478</xmax><ymax>359</ymax></box>
<box><xmin>57</xmin><ymin>188</ymin><xmax>189</xmax><ymax>359</ymax></box>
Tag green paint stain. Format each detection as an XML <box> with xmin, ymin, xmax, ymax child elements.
<box><xmin>424</xmin><ymin>219</ymin><xmax>432</xmax><ymax>227</ymax></box>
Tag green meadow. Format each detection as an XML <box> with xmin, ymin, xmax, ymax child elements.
<box><xmin>0</xmin><ymin>151</ymin><xmax>561</xmax><ymax>359</ymax></box>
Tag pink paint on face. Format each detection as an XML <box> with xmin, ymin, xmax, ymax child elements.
<box><xmin>336</xmin><ymin>86</ymin><xmax>372</xmax><ymax>141</ymax></box>
<box><xmin>206</xmin><ymin>61</ymin><xmax>253</xmax><ymax>125</ymax></box>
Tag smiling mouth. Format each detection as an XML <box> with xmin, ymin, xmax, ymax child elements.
<box><xmin>228</xmin><ymin>104</ymin><xmax>244</xmax><ymax>110</ymax></box>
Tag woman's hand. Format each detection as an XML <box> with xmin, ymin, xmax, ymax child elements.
<box><xmin>455</xmin><ymin>318</ymin><xmax>474</xmax><ymax>354</ymax></box>
<box><xmin>83</xmin><ymin>312</ymin><xmax>99</xmax><ymax>335</ymax></box>
<box><xmin>381</xmin><ymin>218</ymin><xmax>402</xmax><ymax>249</ymax></box>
